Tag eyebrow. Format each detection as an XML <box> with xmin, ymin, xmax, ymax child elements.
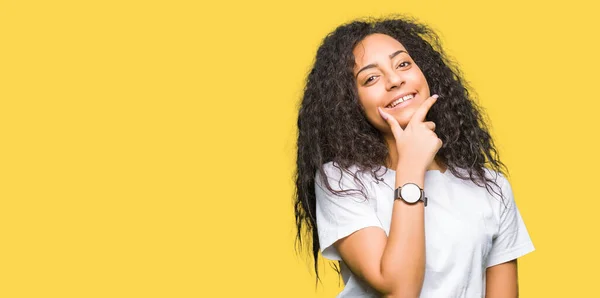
<box><xmin>355</xmin><ymin>50</ymin><xmax>407</xmax><ymax>79</ymax></box>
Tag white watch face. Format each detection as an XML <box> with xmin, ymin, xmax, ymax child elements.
<box><xmin>400</xmin><ymin>183</ymin><xmax>421</xmax><ymax>203</ymax></box>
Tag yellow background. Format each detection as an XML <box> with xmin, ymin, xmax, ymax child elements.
<box><xmin>1</xmin><ymin>0</ymin><xmax>598</xmax><ymax>297</ymax></box>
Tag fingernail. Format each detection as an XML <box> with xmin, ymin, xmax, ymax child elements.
<box><xmin>378</xmin><ymin>107</ymin><xmax>388</xmax><ymax>120</ymax></box>
<box><xmin>432</xmin><ymin>94</ymin><xmax>439</xmax><ymax>99</ymax></box>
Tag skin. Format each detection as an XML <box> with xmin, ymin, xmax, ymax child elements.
<box><xmin>486</xmin><ymin>260</ymin><xmax>519</xmax><ymax>297</ymax></box>
<box><xmin>333</xmin><ymin>33</ymin><xmax>519</xmax><ymax>297</ymax></box>
<box><xmin>353</xmin><ymin>33</ymin><xmax>444</xmax><ymax>172</ymax></box>
<box><xmin>353</xmin><ymin>34</ymin><xmax>430</xmax><ymax>131</ymax></box>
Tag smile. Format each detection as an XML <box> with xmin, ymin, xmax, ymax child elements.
<box><xmin>385</xmin><ymin>93</ymin><xmax>415</xmax><ymax>109</ymax></box>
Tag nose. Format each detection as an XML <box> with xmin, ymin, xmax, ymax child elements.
<box><xmin>385</xmin><ymin>70</ymin><xmax>405</xmax><ymax>91</ymax></box>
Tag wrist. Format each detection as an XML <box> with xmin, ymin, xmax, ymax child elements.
<box><xmin>395</xmin><ymin>163</ymin><xmax>425</xmax><ymax>189</ymax></box>
<box><xmin>396</xmin><ymin>160</ymin><xmax>426</xmax><ymax>175</ymax></box>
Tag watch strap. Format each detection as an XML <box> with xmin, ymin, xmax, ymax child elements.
<box><xmin>394</xmin><ymin>184</ymin><xmax>428</xmax><ymax>207</ymax></box>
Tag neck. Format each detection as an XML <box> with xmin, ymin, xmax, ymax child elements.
<box><xmin>384</xmin><ymin>134</ymin><xmax>447</xmax><ymax>173</ymax></box>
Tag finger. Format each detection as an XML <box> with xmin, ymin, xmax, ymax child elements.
<box><xmin>423</xmin><ymin>121</ymin><xmax>436</xmax><ymax>131</ymax></box>
<box><xmin>409</xmin><ymin>94</ymin><xmax>439</xmax><ymax>125</ymax></box>
<box><xmin>378</xmin><ymin>107</ymin><xmax>404</xmax><ymax>137</ymax></box>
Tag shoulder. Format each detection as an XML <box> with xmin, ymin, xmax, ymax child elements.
<box><xmin>448</xmin><ymin>166</ymin><xmax>508</xmax><ymax>189</ymax></box>
<box><xmin>316</xmin><ymin>162</ymin><xmax>365</xmax><ymax>184</ymax></box>
<box><xmin>480</xmin><ymin>168</ymin><xmax>517</xmax><ymax>215</ymax></box>
<box><xmin>482</xmin><ymin>167</ymin><xmax>509</xmax><ymax>189</ymax></box>
<box><xmin>315</xmin><ymin>161</ymin><xmax>381</xmax><ymax>196</ymax></box>
<box><xmin>450</xmin><ymin>167</ymin><xmax>511</xmax><ymax>203</ymax></box>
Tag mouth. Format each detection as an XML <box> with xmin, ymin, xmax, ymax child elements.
<box><xmin>385</xmin><ymin>92</ymin><xmax>417</xmax><ymax>109</ymax></box>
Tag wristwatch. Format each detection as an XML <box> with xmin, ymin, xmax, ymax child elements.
<box><xmin>394</xmin><ymin>183</ymin><xmax>427</xmax><ymax>206</ymax></box>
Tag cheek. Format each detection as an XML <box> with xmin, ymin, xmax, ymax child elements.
<box><xmin>357</xmin><ymin>86</ymin><xmax>386</xmax><ymax>109</ymax></box>
<box><xmin>412</xmin><ymin>69</ymin><xmax>430</xmax><ymax>92</ymax></box>
<box><xmin>357</xmin><ymin>90</ymin><xmax>383</xmax><ymax>121</ymax></box>
<box><xmin>358</xmin><ymin>100</ymin><xmax>390</xmax><ymax>133</ymax></box>
<box><xmin>409</xmin><ymin>71</ymin><xmax>428</xmax><ymax>85</ymax></box>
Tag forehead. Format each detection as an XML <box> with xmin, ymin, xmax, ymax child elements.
<box><xmin>353</xmin><ymin>34</ymin><xmax>407</xmax><ymax>68</ymax></box>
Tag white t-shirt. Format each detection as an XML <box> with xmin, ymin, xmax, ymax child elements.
<box><xmin>315</xmin><ymin>162</ymin><xmax>535</xmax><ymax>297</ymax></box>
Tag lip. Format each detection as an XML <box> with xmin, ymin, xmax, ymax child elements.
<box><xmin>384</xmin><ymin>92</ymin><xmax>417</xmax><ymax>110</ymax></box>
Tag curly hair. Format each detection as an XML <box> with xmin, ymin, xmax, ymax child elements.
<box><xmin>294</xmin><ymin>15</ymin><xmax>508</xmax><ymax>286</ymax></box>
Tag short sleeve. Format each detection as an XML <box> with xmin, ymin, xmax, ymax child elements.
<box><xmin>486</xmin><ymin>174</ymin><xmax>535</xmax><ymax>267</ymax></box>
<box><xmin>315</xmin><ymin>163</ymin><xmax>383</xmax><ymax>261</ymax></box>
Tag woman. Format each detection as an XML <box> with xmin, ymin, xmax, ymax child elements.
<box><xmin>294</xmin><ymin>15</ymin><xmax>535</xmax><ymax>297</ymax></box>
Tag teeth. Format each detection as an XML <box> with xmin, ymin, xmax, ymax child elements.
<box><xmin>387</xmin><ymin>94</ymin><xmax>414</xmax><ymax>108</ymax></box>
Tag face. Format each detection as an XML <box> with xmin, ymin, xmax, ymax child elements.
<box><xmin>352</xmin><ymin>33</ymin><xmax>430</xmax><ymax>132</ymax></box>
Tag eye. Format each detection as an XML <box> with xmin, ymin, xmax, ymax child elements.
<box><xmin>364</xmin><ymin>75</ymin><xmax>378</xmax><ymax>85</ymax></box>
<box><xmin>397</xmin><ymin>61</ymin><xmax>411</xmax><ymax>68</ymax></box>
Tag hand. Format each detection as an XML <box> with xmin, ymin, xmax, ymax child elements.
<box><xmin>378</xmin><ymin>94</ymin><xmax>442</xmax><ymax>173</ymax></box>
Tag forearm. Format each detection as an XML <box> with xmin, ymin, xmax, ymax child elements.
<box><xmin>379</xmin><ymin>167</ymin><xmax>426</xmax><ymax>297</ymax></box>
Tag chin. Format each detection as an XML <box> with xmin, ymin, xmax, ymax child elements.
<box><xmin>392</xmin><ymin>110</ymin><xmax>416</xmax><ymax>126</ymax></box>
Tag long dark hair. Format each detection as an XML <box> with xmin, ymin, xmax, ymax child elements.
<box><xmin>294</xmin><ymin>15</ymin><xmax>508</xmax><ymax>286</ymax></box>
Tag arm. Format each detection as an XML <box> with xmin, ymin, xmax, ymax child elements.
<box><xmin>334</xmin><ymin>168</ymin><xmax>426</xmax><ymax>297</ymax></box>
<box><xmin>333</xmin><ymin>96</ymin><xmax>441</xmax><ymax>297</ymax></box>
<box><xmin>484</xmin><ymin>172</ymin><xmax>535</xmax><ymax>297</ymax></box>
<box><xmin>485</xmin><ymin>259</ymin><xmax>519</xmax><ymax>298</ymax></box>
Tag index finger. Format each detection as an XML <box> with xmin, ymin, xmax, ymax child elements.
<box><xmin>409</xmin><ymin>94</ymin><xmax>439</xmax><ymax>124</ymax></box>
<box><xmin>378</xmin><ymin>107</ymin><xmax>404</xmax><ymax>137</ymax></box>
